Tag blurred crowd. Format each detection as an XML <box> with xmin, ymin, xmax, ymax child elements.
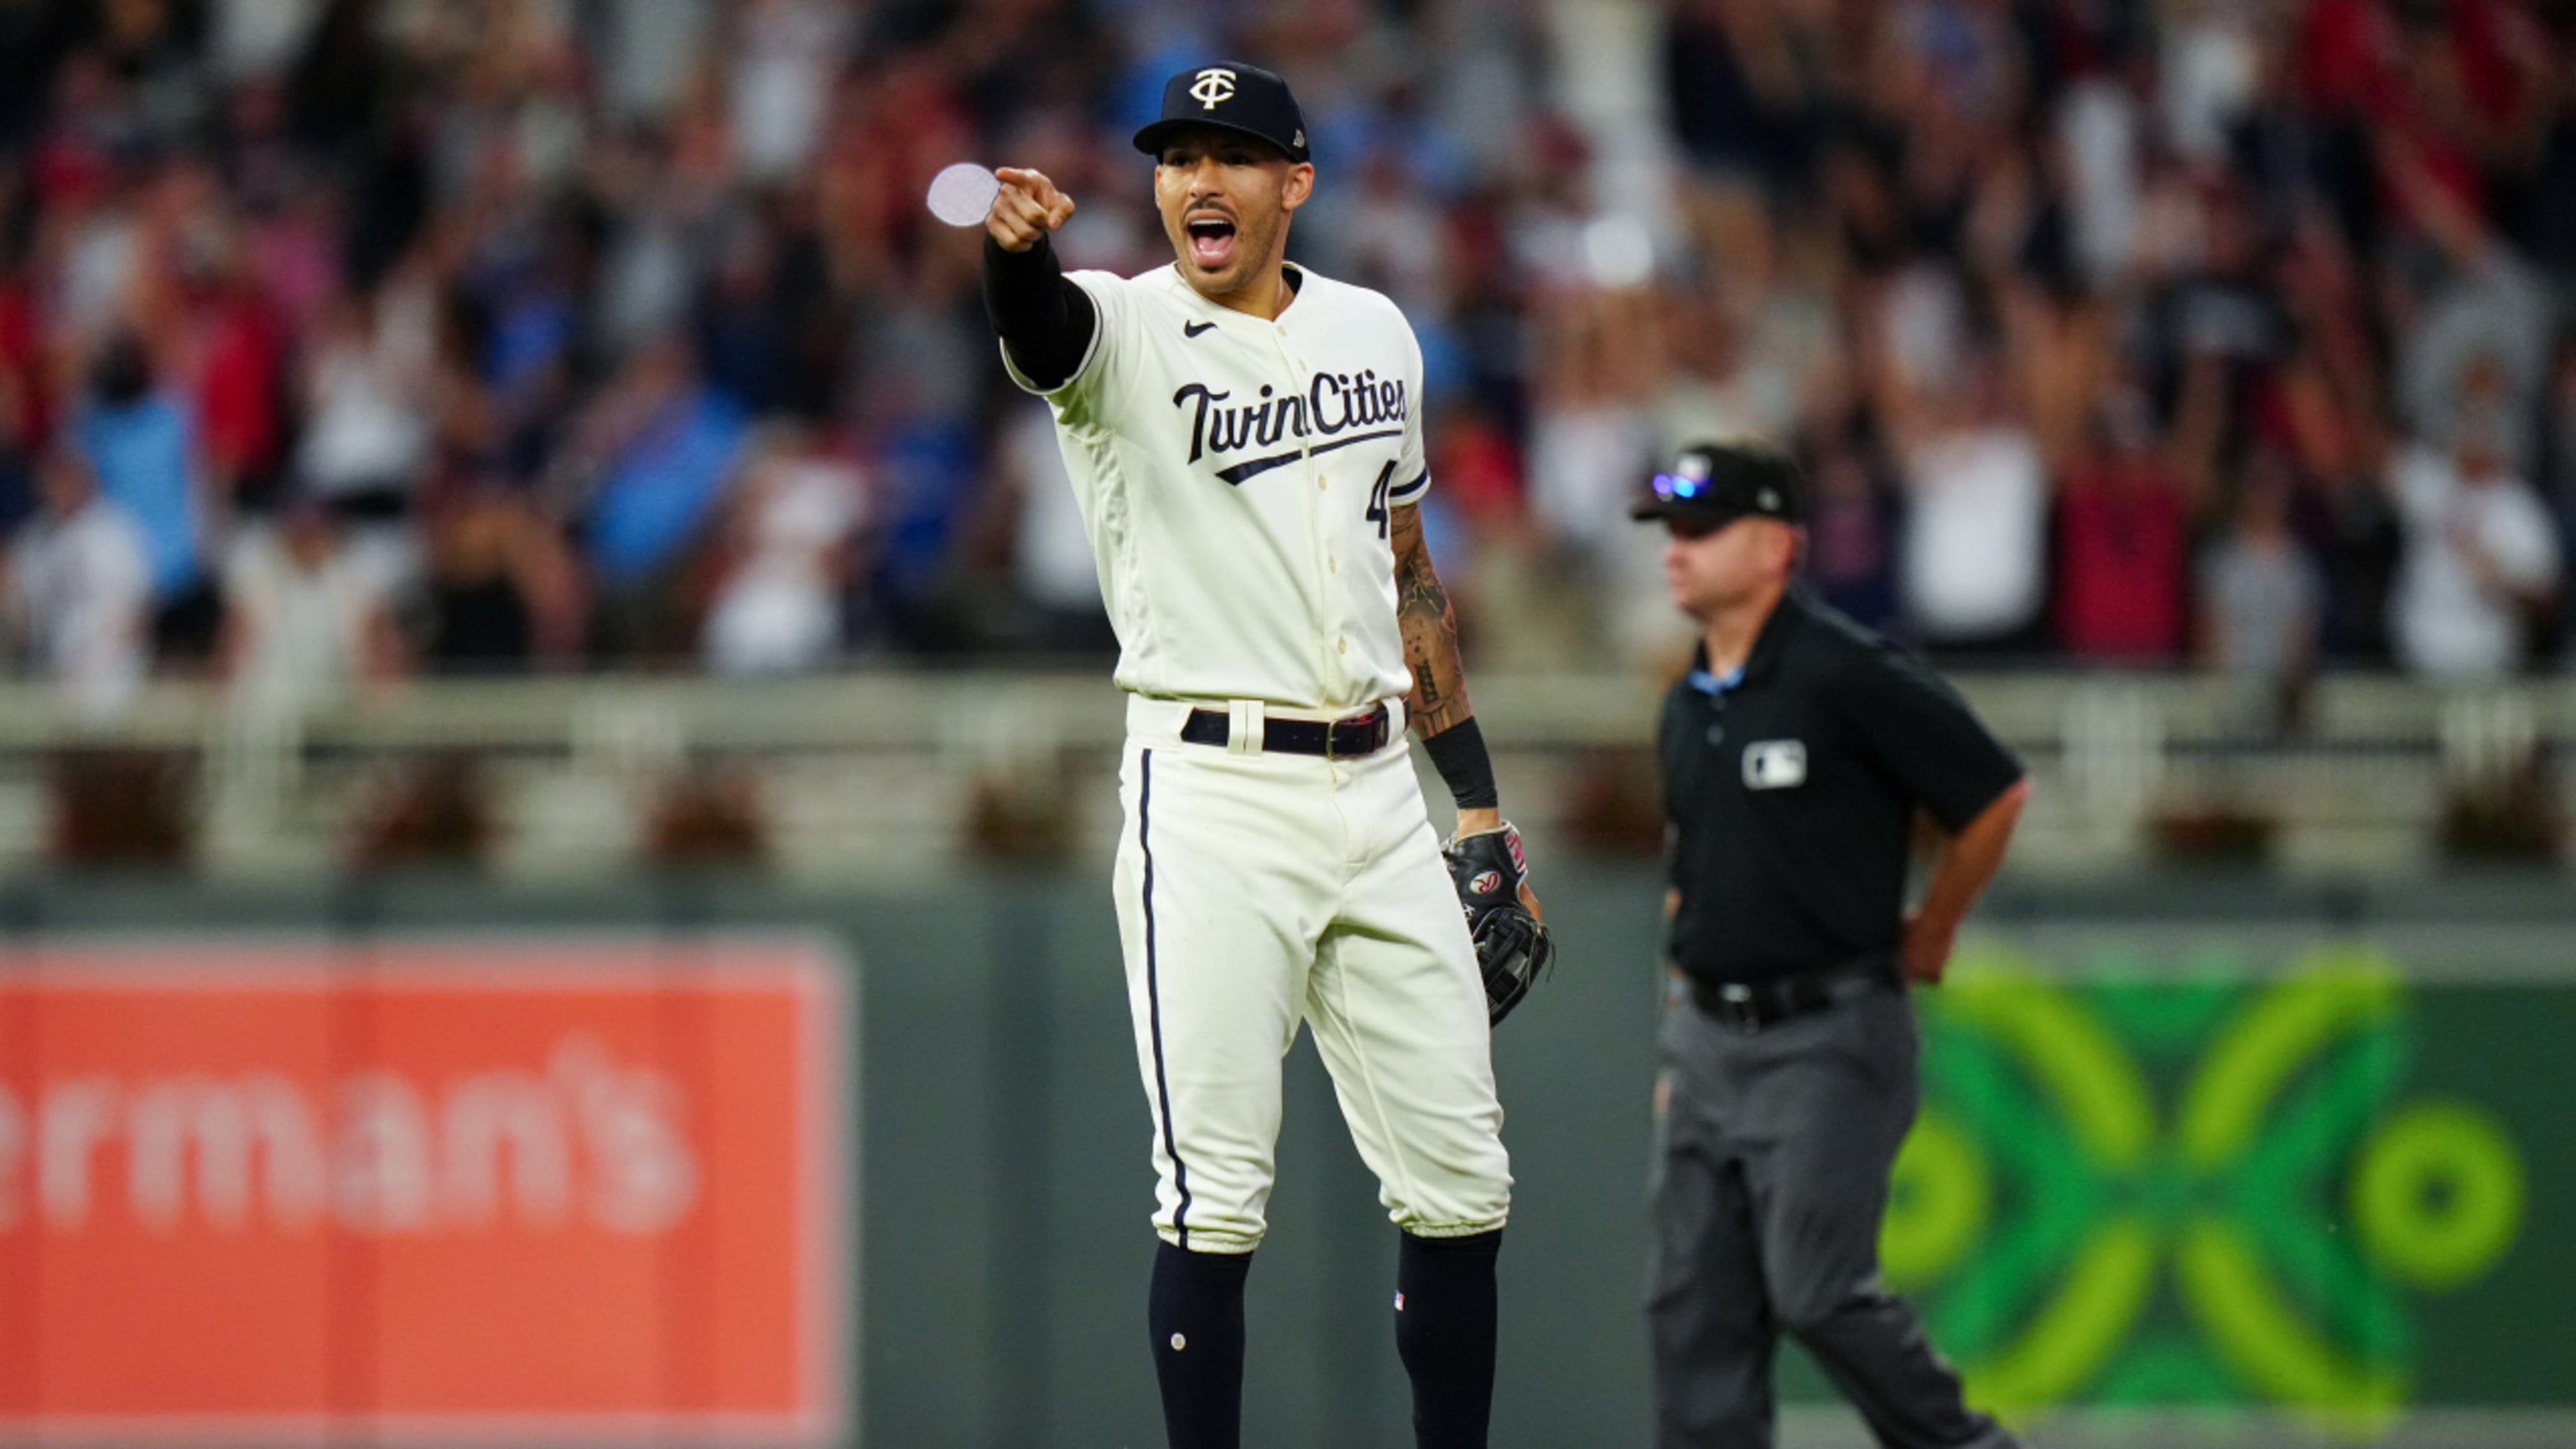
<box><xmin>1</xmin><ymin>0</ymin><xmax>2573</xmax><ymax>724</ymax></box>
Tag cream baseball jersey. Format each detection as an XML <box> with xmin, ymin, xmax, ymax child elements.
<box><xmin>1003</xmin><ymin>261</ymin><xmax>1431</xmax><ymax>711</ymax></box>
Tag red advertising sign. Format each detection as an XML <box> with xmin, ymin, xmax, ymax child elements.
<box><xmin>0</xmin><ymin>937</ymin><xmax>848</xmax><ymax>1444</ymax></box>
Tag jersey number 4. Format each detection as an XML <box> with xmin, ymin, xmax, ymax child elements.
<box><xmin>1364</xmin><ymin>462</ymin><xmax>1394</xmax><ymax>541</ymax></box>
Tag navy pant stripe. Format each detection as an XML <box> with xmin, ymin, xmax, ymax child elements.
<box><xmin>1140</xmin><ymin>749</ymin><xmax>1192</xmax><ymax>1244</ymax></box>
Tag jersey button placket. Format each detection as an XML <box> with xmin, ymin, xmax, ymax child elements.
<box><xmin>1271</xmin><ymin>323</ymin><xmax>1344</xmax><ymax>688</ymax></box>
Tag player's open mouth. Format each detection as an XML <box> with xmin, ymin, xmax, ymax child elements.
<box><xmin>1186</xmin><ymin>216</ymin><xmax>1237</xmax><ymax>267</ymax></box>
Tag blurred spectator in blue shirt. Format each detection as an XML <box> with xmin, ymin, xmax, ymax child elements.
<box><xmin>1800</xmin><ymin>430</ymin><xmax>1903</xmax><ymax>635</ymax></box>
<box><xmin>75</xmin><ymin>330</ymin><xmax>220</xmax><ymax>662</ymax></box>
<box><xmin>561</xmin><ymin>335</ymin><xmax>746</xmax><ymax>662</ymax></box>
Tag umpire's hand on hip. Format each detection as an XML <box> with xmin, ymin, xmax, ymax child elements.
<box><xmin>989</xmin><ymin>167</ymin><xmax>1078</xmax><ymax>252</ymax></box>
<box><xmin>1900</xmin><ymin>910</ymin><xmax>1954</xmax><ymax>986</ymax></box>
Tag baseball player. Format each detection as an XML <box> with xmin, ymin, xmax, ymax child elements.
<box><xmin>979</xmin><ymin>60</ymin><xmax>1549</xmax><ymax>1449</ymax></box>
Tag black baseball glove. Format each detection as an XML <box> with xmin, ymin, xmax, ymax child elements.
<box><xmin>1443</xmin><ymin>822</ymin><xmax>1555</xmax><ymax>1025</ymax></box>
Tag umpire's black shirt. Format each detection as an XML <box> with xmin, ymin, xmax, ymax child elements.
<box><xmin>1659</xmin><ymin>586</ymin><xmax>2023</xmax><ymax>988</ymax></box>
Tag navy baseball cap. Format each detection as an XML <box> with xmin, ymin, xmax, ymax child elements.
<box><xmin>1133</xmin><ymin>61</ymin><xmax>1310</xmax><ymax>164</ymax></box>
<box><xmin>1631</xmin><ymin>440</ymin><xmax>1807</xmax><ymax>527</ymax></box>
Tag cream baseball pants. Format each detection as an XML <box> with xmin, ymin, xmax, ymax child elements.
<box><xmin>1113</xmin><ymin>694</ymin><xmax>1512</xmax><ymax>1254</ymax></box>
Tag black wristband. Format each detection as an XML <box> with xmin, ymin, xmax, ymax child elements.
<box><xmin>982</xmin><ymin>230</ymin><xmax>1057</xmax><ymax>307</ymax></box>
<box><xmin>982</xmin><ymin>231</ymin><xmax>1096</xmax><ymax>391</ymax></box>
<box><xmin>1420</xmin><ymin>717</ymin><xmax>1499</xmax><ymax>811</ymax></box>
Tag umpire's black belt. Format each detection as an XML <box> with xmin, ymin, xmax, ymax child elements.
<box><xmin>1181</xmin><ymin>704</ymin><xmax>1392</xmax><ymax>758</ymax></box>
<box><xmin>1688</xmin><ymin>955</ymin><xmax>1903</xmax><ymax>1032</ymax></box>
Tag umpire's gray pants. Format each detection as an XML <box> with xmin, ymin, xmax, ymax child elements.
<box><xmin>1646</xmin><ymin>979</ymin><xmax>2016</xmax><ymax>1449</ymax></box>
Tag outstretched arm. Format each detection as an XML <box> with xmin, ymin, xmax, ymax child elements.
<box><xmin>981</xmin><ymin>167</ymin><xmax>1094</xmax><ymax>391</ymax></box>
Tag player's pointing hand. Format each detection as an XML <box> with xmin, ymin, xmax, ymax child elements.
<box><xmin>988</xmin><ymin>167</ymin><xmax>1078</xmax><ymax>252</ymax></box>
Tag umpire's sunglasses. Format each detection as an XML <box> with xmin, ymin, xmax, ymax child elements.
<box><xmin>1649</xmin><ymin>470</ymin><xmax>1738</xmax><ymax>539</ymax></box>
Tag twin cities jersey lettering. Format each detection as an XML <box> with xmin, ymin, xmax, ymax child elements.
<box><xmin>1171</xmin><ymin>366</ymin><xmax>1410</xmax><ymax>477</ymax></box>
<box><xmin>1003</xmin><ymin>262</ymin><xmax>1431</xmax><ymax>711</ymax></box>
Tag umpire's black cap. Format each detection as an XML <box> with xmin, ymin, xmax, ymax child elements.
<box><xmin>1132</xmin><ymin>61</ymin><xmax>1311</xmax><ymax>164</ymax></box>
<box><xmin>1631</xmin><ymin>440</ymin><xmax>1807</xmax><ymax>527</ymax></box>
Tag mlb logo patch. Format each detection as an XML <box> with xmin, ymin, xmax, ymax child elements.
<box><xmin>1742</xmin><ymin>740</ymin><xmax>1807</xmax><ymax>790</ymax></box>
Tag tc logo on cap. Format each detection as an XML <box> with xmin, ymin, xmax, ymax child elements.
<box><xmin>1190</xmin><ymin>68</ymin><xmax>1238</xmax><ymax>108</ymax></box>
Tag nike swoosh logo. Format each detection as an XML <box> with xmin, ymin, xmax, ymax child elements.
<box><xmin>1183</xmin><ymin>321</ymin><xmax>1217</xmax><ymax>338</ymax></box>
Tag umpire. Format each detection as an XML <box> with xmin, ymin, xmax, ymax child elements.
<box><xmin>1633</xmin><ymin>440</ymin><xmax>2028</xmax><ymax>1449</ymax></box>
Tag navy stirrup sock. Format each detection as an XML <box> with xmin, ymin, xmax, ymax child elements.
<box><xmin>1150</xmin><ymin>1241</ymin><xmax>1252</xmax><ymax>1449</ymax></box>
<box><xmin>1394</xmin><ymin>1228</ymin><xmax>1504</xmax><ymax>1449</ymax></box>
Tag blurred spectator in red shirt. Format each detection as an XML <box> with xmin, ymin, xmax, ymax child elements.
<box><xmin>0</xmin><ymin>260</ymin><xmax>46</xmax><ymax>536</ymax></box>
<box><xmin>1431</xmin><ymin>403</ymin><xmax>1526</xmax><ymax>529</ymax></box>
<box><xmin>1423</xmin><ymin>400</ymin><xmax>1537</xmax><ymax>662</ymax></box>
<box><xmin>2054</xmin><ymin>392</ymin><xmax>2191</xmax><ymax>662</ymax></box>
<box><xmin>136</xmin><ymin>159</ymin><xmax>287</xmax><ymax>506</ymax></box>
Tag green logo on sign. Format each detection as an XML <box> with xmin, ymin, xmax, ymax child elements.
<box><xmin>1885</xmin><ymin>947</ymin><xmax>2526</xmax><ymax>1431</ymax></box>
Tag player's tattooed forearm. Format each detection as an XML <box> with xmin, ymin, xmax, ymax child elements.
<box><xmin>1393</xmin><ymin>515</ymin><xmax>1472</xmax><ymax>735</ymax></box>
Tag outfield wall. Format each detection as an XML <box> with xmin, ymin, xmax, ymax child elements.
<box><xmin>0</xmin><ymin>871</ymin><xmax>2566</xmax><ymax>1449</ymax></box>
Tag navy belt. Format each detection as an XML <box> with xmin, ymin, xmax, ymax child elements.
<box><xmin>1690</xmin><ymin>956</ymin><xmax>1903</xmax><ymax>1032</ymax></box>
<box><xmin>1180</xmin><ymin>704</ymin><xmax>1392</xmax><ymax>758</ymax></box>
